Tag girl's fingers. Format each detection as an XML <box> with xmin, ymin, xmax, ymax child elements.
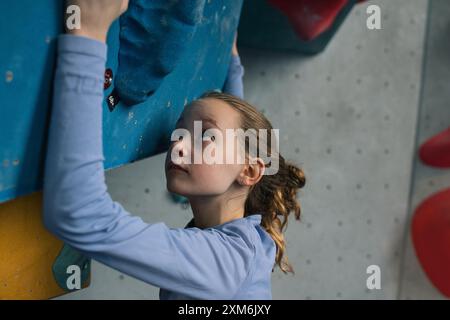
<box><xmin>232</xmin><ymin>32</ymin><xmax>239</xmax><ymax>56</ymax></box>
<box><xmin>120</xmin><ymin>0</ymin><xmax>129</xmax><ymax>14</ymax></box>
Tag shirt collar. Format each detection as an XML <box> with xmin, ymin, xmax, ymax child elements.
<box><xmin>184</xmin><ymin>213</ymin><xmax>262</xmax><ymax>229</ymax></box>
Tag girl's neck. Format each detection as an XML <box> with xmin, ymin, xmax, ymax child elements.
<box><xmin>188</xmin><ymin>193</ymin><xmax>246</xmax><ymax>229</ymax></box>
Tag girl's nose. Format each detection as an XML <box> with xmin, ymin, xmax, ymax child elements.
<box><xmin>177</xmin><ymin>143</ymin><xmax>186</xmax><ymax>158</ymax></box>
<box><xmin>172</xmin><ymin>136</ymin><xmax>191</xmax><ymax>163</ymax></box>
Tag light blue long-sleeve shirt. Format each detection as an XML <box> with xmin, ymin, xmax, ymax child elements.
<box><xmin>223</xmin><ymin>54</ymin><xmax>245</xmax><ymax>99</ymax></box>
<box><xmin>43</xmin><ymin>34</ymin><xmax>275</xmax><ymax>300</ymax></box>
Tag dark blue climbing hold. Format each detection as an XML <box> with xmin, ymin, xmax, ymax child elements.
<box><xmin>115</xmin><ymin>0</ymin><xmax>206</xmax><ymax>106</ymax></box>
<box><xmin>52</xmin><ymin>244</ymin><xmax>91</xmax><ymax>291</ymax></box>
<box><xmin>107</xmin><ymin>88</ymin><xmax>121</xmax><ymax>112</ymax></box>
<box><xmin>167</xmin><ymin>191</ymin><xmax>189</xmax><ymax>205</ymax></box>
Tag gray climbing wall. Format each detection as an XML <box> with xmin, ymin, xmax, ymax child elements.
<box><xmin>55</xmin><ymin>0</ymin><xmax>447</xmax><ymax>300</ymax></box>
<box><xmin>242</xmin><ymin>0</ymin><xmax>428</xmax><ymax>300</ymax></box>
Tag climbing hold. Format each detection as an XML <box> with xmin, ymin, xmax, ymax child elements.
<box><xmin>267</xmin><ymin>0</ymin><xmax>348</xmax><ymax>41</ymax></box>
<box><xmin>419</xmin><ymin>126</ymin><xmax>450</xmax><ymax>168</ymax></box>
<box><xmin>5</xmin><ymin>70</ymin><xmax>13</xmax><ymax>83</ymax></box>
<box><xmin>52</xmin><ymin>244</ymin><xmax>91</xmax><ymax>291</ymax></box>
<box><xmin>107</xmin><ymin>89</ymin><xmax>121</xmax><ymax>112</ymax></box>
<box><xmin>104</xmin><ymin>68</ymin><xmax>113</xmax><ymax>90</ymax></box>
<box><xmin>115</xmin><ymin>0</ymin><xmax>206</xmax><ymax>106</ymax></box>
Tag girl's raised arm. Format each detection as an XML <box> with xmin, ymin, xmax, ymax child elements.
<box><xmin>222</xmin><ymin>33</ymin><xmax>245</xmax><ymax>99</ymax></box>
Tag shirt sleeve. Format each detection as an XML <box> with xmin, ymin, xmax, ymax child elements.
<box><xmin>222</xmin><ymin>54</ymin><xmax>245</xmax><ymax>99</ymax></box>
<box><xmin>42</xmin><ymin>34</ymin><xmax>255</xmax><ymax>299</ymax></box>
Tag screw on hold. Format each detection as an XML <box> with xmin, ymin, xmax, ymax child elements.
<box><xmin>104</xmin><ymin>68</ymin><xmax>113</xmax><ymax>90</ymax></box>
<box><xmin>107</xmin><ymin>89</ymin><xmax>120</xmax><ymax>112</ymax></box>
<box><xmin>5</xmin><ymin>71</ymin><xmax>13</xmax><ymax>83</ymax></box>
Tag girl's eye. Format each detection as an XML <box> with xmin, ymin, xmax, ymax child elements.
<box><xmin>178</xmin><ymin>135</ymin><xmax>183</xmax><ymax>141</ymax></box>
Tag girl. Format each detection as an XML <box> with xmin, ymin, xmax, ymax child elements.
<box><xmin>43</xmin><ymin>0</ymin><xmax>305</xmax><ymax>300</ymax></box>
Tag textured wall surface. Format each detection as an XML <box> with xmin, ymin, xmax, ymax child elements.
<box><xmin>56</xmin><ymin>0</ymin><xmax>443</xmax><ymax>300</ymax></box>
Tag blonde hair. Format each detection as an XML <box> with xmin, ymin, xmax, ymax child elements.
<box><xmin>198</xmin><ymin>91</ymin><xmax>306</xmax><ymax>274</ymax></box>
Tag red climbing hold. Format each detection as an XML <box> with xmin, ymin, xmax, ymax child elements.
<box><xmin>419</xmin><ymin>126</ymin><xmax>450</xmax><ymax>168</ymax></box>
<box><xmin>411</xmin><ymin>187</ymin><xmax>450</xmax><ymax>298</ymax></box>
<box><xmin>267</xmin><ymin>0</ymin><xmax>349</xmax><ymax>41</ymax></box>
<box><xmin>104</xmin><ymin>68</ymin><xmax>113</xmax><ymax>90</ymax></box>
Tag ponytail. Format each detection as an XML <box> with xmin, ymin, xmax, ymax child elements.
<box><xmin>245</xmin><ymin>155</ymin><xmax>305</xmax><ymax>273</ymax></box>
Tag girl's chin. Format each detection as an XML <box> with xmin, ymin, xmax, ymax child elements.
<box><xmin>166</xmin><ymin>181</ymin><xmax>189</xmax><ymax>195</ymax></box>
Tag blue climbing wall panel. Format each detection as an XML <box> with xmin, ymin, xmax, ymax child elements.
<box><xmin>0</xmin><ymin>0</ymin><xmax>243</xmax><ymax>204</ymax></box>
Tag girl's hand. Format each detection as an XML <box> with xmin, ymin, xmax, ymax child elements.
<box><xmin>65</xmin><ymin>0</ymin><xmax>129</xmax><ymax>43</ymax></box>
<box><xmin>232</xmin><ymin>32</ymin><xmax>239</xmax><ymax>57</ymax></box>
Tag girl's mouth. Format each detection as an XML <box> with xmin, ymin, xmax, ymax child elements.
<box><xmin>168</xmin><ymin>162</ymin><xmax>188</xmax><ymax>173</ymax></box>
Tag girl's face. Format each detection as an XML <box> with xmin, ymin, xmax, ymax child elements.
<box><xmin>165</xmin><ymin>98</ymin><xmax>246</xmax><ymax>197</ymax></box>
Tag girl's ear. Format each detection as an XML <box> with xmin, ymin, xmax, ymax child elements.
<box><xmin>238</xmin><ymin>158</ymin><xmax>265</xmax><ymax>186</ymax></box>
<box><xmin>253</xmin><ymin>158</ymin><xmax>266</xmax><ymax>181</ymax></box>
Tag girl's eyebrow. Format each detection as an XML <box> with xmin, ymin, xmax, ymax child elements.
<box><xmin>202</xmin><ymin>117</ymin><xmax>219</xmax><ymax>127</ymax></box>
<box><xmin>201</xmin><ymin>117</ymin><xmax>223</xmax><ymax>131</ymax></box>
